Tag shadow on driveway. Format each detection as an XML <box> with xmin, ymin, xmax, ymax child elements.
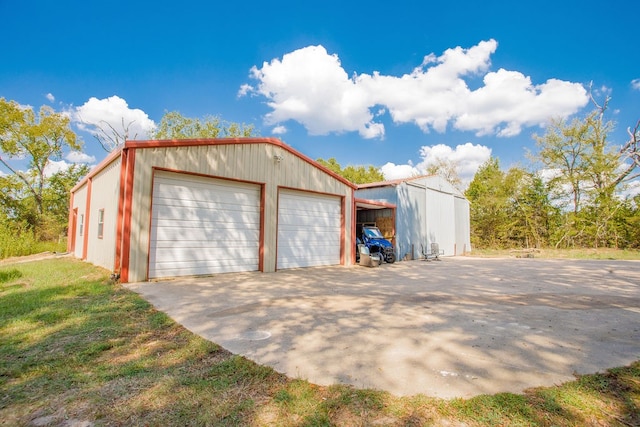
<box><xmin>126</xmin><ymin>257</ymin><xmax>640</xmax><ymax>398</ymax></box>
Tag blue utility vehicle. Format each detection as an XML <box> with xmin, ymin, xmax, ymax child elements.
<box><xmin>357</xmin><ymin>224</ymin><xmax>396</xmax><ymax>264</ymax></box>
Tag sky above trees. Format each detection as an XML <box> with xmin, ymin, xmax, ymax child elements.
<box><xmin>1</xmin><ymin>0</ymin><xmax>638</xmax><ymax>190</ymax></box>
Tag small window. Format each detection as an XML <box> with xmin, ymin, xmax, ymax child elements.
<box><xmin>79</xmin><ymin>214</ymin><xmax>84</xmax><ymax>236</ymax></box>
<box><xmin>97</xmin><ymin>209</ymin><xmax>104</xmax><ymax>239</ymax></box>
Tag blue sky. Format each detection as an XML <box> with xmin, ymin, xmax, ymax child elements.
<box><xmin>1</xmin><ymin>0</ymin><xmax>638</xmax><ymax>188</ymax></box>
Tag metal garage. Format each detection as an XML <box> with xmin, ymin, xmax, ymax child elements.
<box><xmin>149</xmin><ymin>171</ymin><xmax>261</xmax><ymax>278</ymax></box>
<box><xmin>68</xmin><ymin>138</ymin><xmax>356</xmax><ymax>283</ymax></box>
<box><xmin>355</xmin><ymin>175</ymin><xmax>471</xmax><ymax>260</ymax></box>
<box><xmin>277</xmin><ymin>189</ymin><xmax>342</xmax><ymax>269</ymax></box>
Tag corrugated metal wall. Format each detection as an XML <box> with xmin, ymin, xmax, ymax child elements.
<box><xmin>71</xmin><ymin>184</ymin><xmax>87</xmax><ymax>259</ymax></box>
<box><xmin>425</xmin><ymin>187</ymin><xmax>456</xmax><ymax>256</ymax></box>
<box><xmin>397</xmin><ymin>183</ymin><xmax>426</xmax><ymax>260</ymax></box>
<box><xmin>127</xmin><ymin>142</ymin><xmax>354</xmax><ymax>282</ymax></box>
<box><xmin>355</xmin><ymin>175</ymin><xmax>470</xmax><ymax>260</ymax></box>
<box><xmin>85</xmin><ymin>157</ymin><xmax>121</xmax><ymax>270</ymax></box>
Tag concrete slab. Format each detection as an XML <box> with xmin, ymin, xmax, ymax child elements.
<box><xmin>125</xmin><ymin>257</ymin><xmax>640</xmax><ymax>398</ymax></box>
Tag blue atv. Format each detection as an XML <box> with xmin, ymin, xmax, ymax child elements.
<box><xmin>357</xmin><ymin>225</ymin><xmax>396</xmax><ymax>264</ymax></box>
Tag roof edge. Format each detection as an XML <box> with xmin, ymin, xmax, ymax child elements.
<box><xmin>71</xmin><ymin>137</ymin><xmax>358</xmax><ymax>194</ymax></box>
<box><xmin>356</xmin><ymin>174</ymin><xmax>436</xmax><ymax>189</ymax></box>
<box><xmin>70</xmin><ymin>147</ymin><xmax>123</xmax><ymax>193</ymax></box>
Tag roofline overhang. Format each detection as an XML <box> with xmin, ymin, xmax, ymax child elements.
<box><xmin>70</xmin><ymin>137</ymin><xmax>358</xmax><ymax>194</ymax></box>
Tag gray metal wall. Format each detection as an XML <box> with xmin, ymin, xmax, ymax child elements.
<box><xmin>356</xmin><ymin>175</ymin><xmax>471</xmax><ymax>260</ymax></box>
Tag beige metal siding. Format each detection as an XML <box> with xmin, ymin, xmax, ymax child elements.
<box><xmin>85</xmin><ymin>158</ymin><xmax>121</xmax><ymax>271</ymax></box>
<box><xmin>126</xmin><ymin>142</ymin><xmax>354</xmax><ymax>282</ymax></box>
<box><xmin>71</xmin><ymin>183</ymin><xmax>88</xmax><ymax>258</ymax></box>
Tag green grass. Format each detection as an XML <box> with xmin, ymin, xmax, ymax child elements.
<box><xmin>1</xmin><ymin>257</ymin><xmax>638</xmax><ymax>426</ymax></box>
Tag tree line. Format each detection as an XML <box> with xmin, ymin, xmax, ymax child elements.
<box><xmin>1</xmin><ymin>94</ymin><xmax>638</xmax><ymax>258</ymax></box>
<box><xmin>0</xmin><ymin>98</ymin><xmax>255</xmax><ymax>258</ymax></box>
<box><xmin>466</xmin><ymin>98</ymin><xmax>640</xmax><ymax>250</ymax></box>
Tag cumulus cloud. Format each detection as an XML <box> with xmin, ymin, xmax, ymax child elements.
<box><xmin>632</xmin><ymin>79</ymin><xmax>640</xmax><ymax>91</ymax></box>
<box><xmin>43</xmin><ymin>160</ymin><xmax>71</xmax><ymax>178</ymax></box>
<box><xmin>73</xmin><ymin>96</ymin><xmax>156</xmax><ymax>142</ymax></box>
<box><xmin>66</xmin><ymin>151</ymin><xmax>96</xmax><ymax>164</ymax></box>
<box><xmin>380</xmin><ymin>142</ymin><xmax>491</xmax><ymax>188</ymax></box>
<box><xmin>380</xmin><ymin>162</ymin><xmax>419</xmax><ymax>180</ymax></box>
<box><xmin>46</xmin><ymin>93</ymin><xmax>55</xmax><ymax>102</ymax></box>
<box><xmin>271</xmin><ymin>125</ymin><xmax>287</xmax><ymax>135</ymax></box>
<box><xmin>241</xmin><ymin>40</ymin><xmax>589</xmax><ymax>139</ymax></box>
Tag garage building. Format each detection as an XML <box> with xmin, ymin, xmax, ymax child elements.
<box><xmin>68</xmin><ymin>138</ymin><xmax>356</xmax><ymax>283</ymax></box>
<box><xmin>355</xmin><ymin>175</ymin><xmax>471</xmax><ymax>260</ymax></box>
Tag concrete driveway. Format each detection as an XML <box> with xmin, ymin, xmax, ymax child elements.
<box><xmin>125</xmin><ymin>257</ymin><xmax>640</xmax><ymax>399</ymax></box>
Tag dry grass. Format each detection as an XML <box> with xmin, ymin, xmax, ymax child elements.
<box><xmin>468</xmin><ymin>247</ymin><xmax>640</xmax><ymax>260</ymax></box>
<box><xmin>1</xmin><ymin>257</ymin><xmax>638</xmax><ymax>426</ymax></box>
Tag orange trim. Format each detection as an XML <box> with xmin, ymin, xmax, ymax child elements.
<box><xmin>114</xmin><ymin>149</ymin><xmax>128</xmax><ymax>272</ymax></box>
<box><xmin>354</xmin><ymin>197</ymin><xmax>397</xmax><ymax>209</ymax></box>
<box><xmin>119</xmin><ymin>149</ymin><xmax>135</xmax><ymax>282</ymax></box>
<box><xmin>82</xmin><ymin>178</ymin><xmax>92</xmax><ymax>260</ymax></box>
<box><xmin>123</xmin><ymin>138</ymin><xmax>358</xmax><ymax>190</ymax></box>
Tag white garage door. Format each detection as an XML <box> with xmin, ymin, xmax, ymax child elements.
<box><xmin>149</xmin><ymin>171</ymin><xmax>261</xmax><ymax>279</ymax></box>
<box><xmin>277</xmin><ymin>190</ymin><xmax>342</xmax><ymax>269</ymax></box>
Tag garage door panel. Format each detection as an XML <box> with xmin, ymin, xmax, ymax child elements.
<box><xmin>277</xmin><ymin>213</ymin><xmax>339</xmax><ymax>228</ymax></box>
<box><xmin>149</xmin><ymin>172</ymin><xmax>260</xmax><ymax>279</ymax></box>
<box><xmin>152</xmin><ymin>223</ymin><xmax>260</xmax><ymax>241</ymax></box>
<box><xmin>153</xmin><ymin>198</ymin><xmax>259</xmax><ymax>218</ymax></box>
<box><xmin>277</xmin><ymin>190</ymin><xmax>342</xmax><ymax>269</ymax></box>
<box><xmin>151</xmin><ymin>247</ymin><xmax>258</xmax><ymax>264</ymax></box>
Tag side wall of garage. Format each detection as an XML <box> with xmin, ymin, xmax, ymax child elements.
<box><xmin>68</xmin><ymin>156</ymin><xmax>121</xmax><ymax>272</ymax></box>
<box><xmin>123</xmin><ymin>139</ymin><xmax>355</xmax><ymax>282</ymax></box>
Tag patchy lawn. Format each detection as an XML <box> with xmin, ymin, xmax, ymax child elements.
<box><xmin>1</xmin><ymin>257</ymin><xmax>638</xmax><ymax>426</ymax></box>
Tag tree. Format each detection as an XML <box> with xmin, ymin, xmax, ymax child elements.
<box><xmin>87</xmin><ymin>117</ymin><xmax>138</xmax><ymax>153</ymax></box>
<box><xmin>465</xmin><ymin>157</ymin><xmax>510</xmax><ymax>248</ymax></box>
<box><xmin>425</xmin><ymin>158</ymin><xmax>462</xmax><ymax>189</ymax></box>
<box><xmin>42</xmin><ymin>164</ymin><xmax>91</xmax><ymax>238</ymax></box>
<box><xmin>152</xmin><ymin>111</ymin><xmax>257</xmax><ymax>139</ymax></box>
<box><xmin>0</xmin><ymin>98</ymin><xmax>81</xmax><ymax>231</ymax></box>
<box><xmin>316</xmin><ymin>158</ymin><xmax>384</xmax><ymax>184</ymax></box>
<box><xmin>532</xmin><ymin>93</ymin><xmax>639</xmax><ymax>248</ymax></box>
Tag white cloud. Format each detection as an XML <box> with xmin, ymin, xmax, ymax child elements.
<box><xmin>632</xmin><ymin>79</ymin><xmax>640</xmax><ymax>91</ymax></box>
<box><xmin>242</xmin><ymin>40</ymin><xmax>589</xmax><ymax>139</ymax></box>
<box><xmin>416</xmin><ymin>143</ymin><xmax>492</xmax><ymax>182</ymax></box>
<box><xmin>73</xmin><ymin>96</ymin><xmax>156</xmax><ymax>142</ymax></box>
<box><xmin>380</xmin><ymin>142</ymin><xmax>491</xmax><ymax>188</ymax></box>
<box><xmin>66</xmin><ymin>151</ymin><xmax>96</xmax><ymax>164</ymax></box>
<box><xmin>43</xmin><ymin>160</ymin><xmax>70</xmax><ymax>178</ymax></box>
<box><xmin>271</xmin><ymin>125</ymin><xmax>287</xmax><ymax>135</ymax></box>
<box><xmin>379</xmin><ymin>162</ymin><xmax>419</xmax><ymax>180</ymax></box>
<box><xmin>46</xmin><ymin>93</ymin><xmax>55</xmax><ymax>102</ymax></box>
<box><xmin>243</xmin><ymin>45</ymin><xmax>384</xmax><ymax>139</ymax></box>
